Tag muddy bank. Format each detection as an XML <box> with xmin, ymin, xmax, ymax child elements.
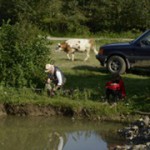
<box><xmin>1</xmin><ymin>103</ymin><xmax>102</xmax><ymax>119</ymax></box>
<box><xmin>0</xmin><ymin>103</ymin><xmax>68</xmax><ymax>117</ymax></box>
<box><xmin>0</xmin><ymin>103</ymin><xmax>140</xmax><ymax>123</ymax></box>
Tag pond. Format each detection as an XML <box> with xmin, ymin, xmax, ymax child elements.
<box><xmin>0</xmin><ymin>116</ymin><xmax>125</xmax><ymax>150</ymax></box>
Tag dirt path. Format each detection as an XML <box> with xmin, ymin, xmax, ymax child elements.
<box><xmin>46</xmin><ymin>36</ymin><xmax>133</xmax><ymax>41</ymax></box>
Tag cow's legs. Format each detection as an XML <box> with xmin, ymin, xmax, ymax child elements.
<box><xmin>67</xmin><ymin>53</ymin><xmax>75</xmax><ymax>61</ymax></box>
<box><xmin>84</xmin><ymin>50</ymin><xmax>90</xmax><ymax>61</ymax></box>
<box><xmin>71</xmin><ymin>53</ymin><xmax>75</xmax><ymax>61</ymax></box>
<box><xmin>92</xmin><ymin>47</ymin><xmax>98</xmax><ymax>55</ymax></box>
<box><xmin>67</xmin><ymin>53</ymin><xmax>71</xmax><ymax>60</ymax></box>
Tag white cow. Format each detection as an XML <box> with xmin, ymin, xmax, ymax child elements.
<box><xmin>56</xmin><ymin>39</ymin><xmax>98</xmax><ymax>61</ymax></box>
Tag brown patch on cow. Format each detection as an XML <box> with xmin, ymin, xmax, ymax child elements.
<box><xmin>89</xmin><ymin>39</ymin><xmax>95</xmax><ymax>49</ymax></box>
<box><xmin>60</xmin><ymin>42</ymin><xmax>67</xmax><ymax>49</ymax></box>
<box><xmin>60</xmin><ymin>42</ymin><xmax>72</xmax><ymax>53</ymax></box>
<box><xmin>89</xmin><ymin>39</ymin><xmax>98</xmax><ymax>54</ymax></box>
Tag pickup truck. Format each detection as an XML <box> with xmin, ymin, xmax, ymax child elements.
<box><xmin>96</xmin><ymin>29</ymin><xmax>150</xmax><ymax>74</ymax></box>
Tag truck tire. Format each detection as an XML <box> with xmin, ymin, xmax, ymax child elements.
<box><xmin>107</xmin><ymin>56</ymin><xmax>126</xmax><ymax>74</ymax></box>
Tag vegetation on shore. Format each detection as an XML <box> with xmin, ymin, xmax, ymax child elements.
<box><xmin>1</xmin><ymin>34</ymin><xmax>150</xmax><ymax>118</ymax></box>
<box><xmin>0</xmin><ymin>20</ymin><xmax>150</xmax><ymax>119</ymax></box>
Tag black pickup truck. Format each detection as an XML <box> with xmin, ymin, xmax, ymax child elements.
<box><xmin>96</xmin><ymin>29</ymin><xmax>150</xmax><ymax>74</ymax></box>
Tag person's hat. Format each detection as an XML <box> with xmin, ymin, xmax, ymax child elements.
<box><xmin>45</xmin><ymin>64</ymin><xmax>54</xmax><ymax>72</ymax></box>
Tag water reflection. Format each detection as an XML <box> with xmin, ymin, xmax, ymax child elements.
<box><xmin>0</xmin><ymin>116</ymin><xmax>124</xmax><ymax>150</ymax></box>
<box><xmin>64</xmin><ymin>131</ymin><xmax>107</xmax><ymax>150</ymax></box>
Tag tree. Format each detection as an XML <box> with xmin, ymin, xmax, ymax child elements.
<box><xmin>0</xmin><ymin>21</ymin><xmax>51</xmax><ymax>87</ymax></box>
<box><xmin>120</xmin><ymin>0</ymin><xmax>150</xmax><ymax>31</ymax></box>
<box><xmin>0</xmin><ymin>0</ymin><xmax>150</xmax><ymax>35</ymax></box>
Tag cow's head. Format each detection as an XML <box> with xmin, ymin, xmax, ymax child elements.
<box><xmin>55</xmin><ymin>43</ymin><xmax>62</xmax><ymax>51</ymax></box>
<box><xmin>56</xmin><ymin>42</ymin><xmax>70</xmax><ymax>52</ymax></box>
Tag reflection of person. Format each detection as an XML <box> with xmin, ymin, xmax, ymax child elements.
<box><xmin>56</xmin><ymin>133</ymin><xmax>64</xmax><ymax>150</ymax></box>
<box><xmin>105</xmin><ymin>74</ymin><xmax>126</xmax><ymax>102</ymax></box>
<box><xmin>45</xmin><ymin>64</ymin><xmax>66</xmax><ymax>96</ymax></box>
<box><xmin>48</xmin><ymin>132</ymin><xmax>65</xmax><ymax>150</ymax></box>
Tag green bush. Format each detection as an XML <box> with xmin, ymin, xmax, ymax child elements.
<box><xmin>0</xmin><ymin>20</ymin><xmax>51</xmax><ymax>88</ymax></box>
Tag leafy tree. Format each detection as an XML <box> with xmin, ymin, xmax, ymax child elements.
<box><xmin>0</xmin><ymin>0</ymin><xmax>150</xmax><ymax>34</ymax></box>
<box><xmin>83</xmin><ymin>0</ymin><xmax>111</xmax><ymax>33</ymax></box>
<box><xmin>0</xmin><ymin>20</ymin><xmax>51</xmax><ymax>87</ymax></box>
<box><xmin>120</xmin><ymin>0</ymin><xmax>150</xmax><ymax>31</ymax></box>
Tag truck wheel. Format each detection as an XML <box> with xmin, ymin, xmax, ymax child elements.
<box><xmin>107</xmin><ymin>56</ymin><xmax>126</xmax><ymax>74</ymax></box>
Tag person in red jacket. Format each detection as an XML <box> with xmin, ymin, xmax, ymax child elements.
<box><xmin>105</xmin><ymin>74</ymin><xmax>126</xmax><ymax>103</ymax></box>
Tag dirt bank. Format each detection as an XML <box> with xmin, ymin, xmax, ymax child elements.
<box><xmin>0</xmin><ymin>103</ymin><xmax>141</xmax><ymax>123</ymax></box>
<box><xmin>0</xmin><ymin>103</ymin><xmax>83</xmax><ymax>117</ymax></box>
<box><xmin>0</xmin><ymin>103</ymin><xmax>72</xmax><ymax>117</ymax></box>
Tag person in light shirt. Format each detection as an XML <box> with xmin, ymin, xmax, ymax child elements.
<box><xmin>45</xmin><ymin>64</ymin><xmax>66</xmax><ymax>96</ymax></box>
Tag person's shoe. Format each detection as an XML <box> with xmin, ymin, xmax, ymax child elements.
<box><xmin>110</xmin><ymin>102</ymin><xmax>117</xmax><ymax>108</ymax></box>
<box><xmin>102</xmin><ymin>101</ymin><xmax>109</xmax><ymax>105</ymax></box>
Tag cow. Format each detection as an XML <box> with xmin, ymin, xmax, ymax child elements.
<box><xmin>56</xmin><ymin>39</ymin><xmax>98</xmax><ymax>61</ymax></box>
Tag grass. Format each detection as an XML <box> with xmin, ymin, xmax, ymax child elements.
<box><xmin>1</xmin><ymin>37</ymin><xmax>150</xmax><ymax>118</ymax></box>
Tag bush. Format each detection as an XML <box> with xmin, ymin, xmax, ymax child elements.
<box><xmin>0</xmin><ymin>20</ymin><xmax>51</xmax><ymax>88</ymax></box>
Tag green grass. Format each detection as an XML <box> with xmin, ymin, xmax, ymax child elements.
<box><xmin>1</xmin><ymin>37</ymin><xmax>150</xmax><ymax>117</ymax></box>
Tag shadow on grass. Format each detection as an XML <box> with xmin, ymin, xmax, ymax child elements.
<box><xmin>73</xmin><ymin>65</ymin><xmax>150</xmax><ymax>76</ymax></box>
<box><xmin>64</xmin><ymin>72</ymin><xmax>109</xmax><ymax>101</ymax></box>
<box><xmin>129</xmin><ymin>95</ymin><xmax>150</xmax><ymax>112</ymax></box>
<box><xmin>59</xmin><ymin>58</ymin><xmax>84</xmax><ymax>62</ymax></box>
<box><xmin>127</xmin><ymin>66</ymin><xmax>150</xmax><ymax>76</ymax></box>
<box><xmin>72</xmin><ymin>65</ymin><xmax>108</xmax><ymax>73</ymax></box>
<box><xmin>64</xmin><ymin>68</ymin><xmax>150</xmax><ymax>103</ymax></box>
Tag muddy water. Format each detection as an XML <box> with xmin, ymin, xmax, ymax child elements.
<box><xmin>0</xmin><ymin>116</ymin><xmax>125</xmax><ymax>150</ymax></box>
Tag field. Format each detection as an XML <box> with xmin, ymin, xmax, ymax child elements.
<box><xmin>50</xmin><ymin>38</ymin><xmax>150</xmax><ymax>112</ymax></box>
<box><xmin>0</xmin><ymin>37</ymin><xmax>150</xmax><ymax>119</ymax></box>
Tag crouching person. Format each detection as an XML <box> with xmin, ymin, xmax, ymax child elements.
<box><xmin>105</xmin><ymin>74</ymin><xmax>126</xmax><ymax>103</ymax></box>
<box><xmin>45</xmin><ymin>64</ymin><xmax>66</xmax><ymax>97</ymax></box>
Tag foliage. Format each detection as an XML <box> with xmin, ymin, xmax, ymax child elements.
<box><xmin>0</xmin><ymin>20</ymin><xmax>51</xmax><ymax>87</ymax></box>
<box><xmin>0</xmin><ymin>0</ymin><xmax>150</xmax><ymax>35</ymax></box>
